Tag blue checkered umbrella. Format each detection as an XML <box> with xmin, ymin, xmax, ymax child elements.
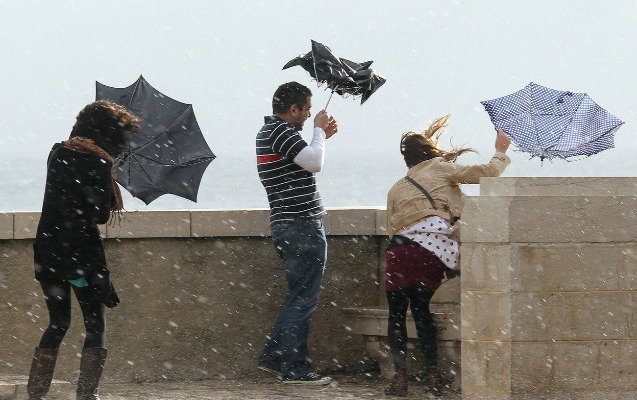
<box><xmin>481</xmin><ymin>83</ymin><xmax>624</xmax><ymax>161</ymax></box>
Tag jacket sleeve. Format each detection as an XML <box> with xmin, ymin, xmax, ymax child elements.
<box><xmin>386</xmin><ymin>188</ymin><xmax>395</xmax><ymax>238</ymax></box>
<box><xmin>82</xmin><ymin>159</ymin><xmax>113</xmax><ymax>224</ymax></box>
<box><xmin>444</xmin><ymin>152</ymin><xmax>511</xmax><ymax>184</ymax></box>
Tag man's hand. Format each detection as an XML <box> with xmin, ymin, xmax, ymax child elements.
<box><xmin>314</xmin><ymin>110</ymin><xmax>330</xmax><ymax>130</ymax></box>
<box><xmin>325</xmin><ymin>116</ymin><xmax>338</xmax><ymax>139</ymax></box>
<box><xmin>495</xmin><ymin>129</ymin><xmax>511</xmax><ymax>153</ymax></box>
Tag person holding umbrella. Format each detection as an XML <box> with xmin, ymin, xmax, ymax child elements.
<box><xmin>384</xmin><ymin>115</ymin><xmax>511</xmax><ymax>396</ymax></box>
<box><xmin>256</xmin><ymin>82</ymin><xmax>338</xmax><ymax>385</ymax></box>
<box><xmin>27</xmin><ymin>100</ymin><xmax>140</xmax><ymax>400</ymax></box>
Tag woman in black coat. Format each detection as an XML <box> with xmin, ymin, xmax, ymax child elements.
<box><xmin>27</xmin><ymin>100</ymin><xmax>140</xmax><ymax>400</ymax></box>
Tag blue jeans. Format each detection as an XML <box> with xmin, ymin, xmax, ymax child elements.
<box><xmin>259</xmin><ymin>218</ymin><xmax>327</xmax><ymax>378</ymax></box>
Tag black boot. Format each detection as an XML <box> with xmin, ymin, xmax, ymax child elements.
<box><xmin>384</xmin><ymin>367</ymin><xmax>408</xmax><ymax>397</ymax></box>
<box><xmin>27</xmin><ymin>347</ymin><xmax>59</xmax><ymax>400</ymax></box>
<box><xmin>76</xmin><ymin>347</ymin><xmax>108</xmax><ymax>400</ymax></box>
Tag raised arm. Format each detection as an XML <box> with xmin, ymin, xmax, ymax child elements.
<box><xmin>446</xmin><ymin>129</ymin><xmax>511</xmax><ymax>184</ymax></box>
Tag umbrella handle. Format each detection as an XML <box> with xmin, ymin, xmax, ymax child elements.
<box><xmin>324</xmin><ymin>90</ymin><xmax>335</xmax><ymax>110</ymax></box>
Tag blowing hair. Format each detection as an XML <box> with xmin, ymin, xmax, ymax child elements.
<box><xmin>70</xmin><ymin>100</ymin><xmax>142</xmax><ymax>158</ymax></box>
<box><xmin>272</xmin><ymin>82</ymin><xmax>312</xmax><ymax>114</ymax></box>
<box><xmin>400</xmin><ymin>114</ymin><xmax>476</xmax><ymax>168</ymax></box>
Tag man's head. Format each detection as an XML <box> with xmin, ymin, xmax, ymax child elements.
<box><xmin>272</xmin><ymin>82</ymin><xmax>312</xmax><ymax>131</ymax></box>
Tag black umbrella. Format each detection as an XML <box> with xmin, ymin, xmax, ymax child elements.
<box><xmin>283</xmin><ymin>40</ymin><xmax>386</xmax><ymax>108</ymax></box>
<box><xmin>96</xmin><ymin>76</ymin><xmax>216</xmax><ymax>204</ymax></box>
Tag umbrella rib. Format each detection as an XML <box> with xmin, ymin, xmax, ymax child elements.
<box><xmin>132</xmin><ymin>105</ymin><xmax>193</xmax><ymax>154</ymax></box>
<box><xmin>130</xmin><ymin>151</ymin><xmax>213</xmax><ymax>167</ymax></box>
<box><xmin>128</xmin><ymin>154</ymin><xmax>169</xmax><ymax>191</ymax></box>
<box><xmin>128</xmin><ymin>77</ymin><xmax>143</xmax><ymax>109</ymax></box>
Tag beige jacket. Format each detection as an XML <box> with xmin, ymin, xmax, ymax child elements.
<box><xmin>386</xmin><ymin>152</ymin><xmax>511</xmax><ymax>237</ymax></box>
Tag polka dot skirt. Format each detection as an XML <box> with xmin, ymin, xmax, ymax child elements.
<box><xmin>400</xmin><ymin>216</ymin><xmax>459</xmax><ymax>270</ymax></box>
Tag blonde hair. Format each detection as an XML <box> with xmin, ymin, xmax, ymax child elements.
<box><xmin>400</xmin><ymin>113</ymin><xmax>476</xmax><ymax>168</ymax></box>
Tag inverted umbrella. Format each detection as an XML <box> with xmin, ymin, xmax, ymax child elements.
<box><xmin>283</xmin><ymin>40</ymin><xmax>386</xmax><ymax>108</ymax></box>
<box><xmin>481</xmin><ymin>82</ymin><xmax>624</xmax><ymax>161</ymax></box>
<box><xmin>96</xmin><ymin>75</ymin><xmax>216</xmax><ymax>204</ymax></box>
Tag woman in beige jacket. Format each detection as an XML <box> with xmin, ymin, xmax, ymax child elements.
<box><xmin>384</xmin><ymin>114</ymin><xmax>511</xmax><ymax>397</ymax></box>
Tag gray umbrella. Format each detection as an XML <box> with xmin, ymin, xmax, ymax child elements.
<box><xmin>96</xmin><ymin>76</ymin><xmax>216</xmax><ymax>204</ymax></box>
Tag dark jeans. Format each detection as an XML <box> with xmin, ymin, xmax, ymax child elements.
<box><xmin>259</xmin><ymin>218</ymin><xmax>327</xmax><ymax>379</ymax></box>
<box><xmin>38</xmin><ymin>280</ymin><xmax>105</xmax><ymax>349</ymax></box>
<box><xmin>386</xmin><ymin>285</ymin><xmax>437</xmax><ymax>370</ymax></box>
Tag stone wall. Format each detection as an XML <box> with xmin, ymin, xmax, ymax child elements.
<box><xmin>461</xmin><ymin>178</ymin><xmax>636</xmax><ymax>400</ymax></box>
<box><xmin>0</xmin><ymin>207</ymin><xmax>461</xmax><ymax>383</ymax></box>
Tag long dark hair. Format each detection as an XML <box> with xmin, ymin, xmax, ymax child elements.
<box><xmin>70</xmin><ymin>100</ymin><xmax>141</xmax><ymax>157</ymax></box>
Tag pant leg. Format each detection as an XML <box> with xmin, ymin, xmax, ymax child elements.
<box><xmin>265</xmin><ymin>219</ymin><xmax>327</xmax><ymax>378</ymax></box>
<box><xmin>73</xmin><ymin>285</ymin><xmax>106</xmax><ymax>349</ymax></box>
<box><xmin>386</xmin><ymin>290</ymin><xmax>410</xmax><ymax>370</ymax></box>
<box><xmin>38</xmin><ymin>281</ymin><xmax>72</xmax><ymax>349</ymax></box>
<box><xmin>407</xmin><ymin>286</ymin><xmax>437</xmax><ymax>369</ymax></box>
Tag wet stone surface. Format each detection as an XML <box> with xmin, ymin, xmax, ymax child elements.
<box><xmin>98</xmin><ymin>378</ymin><xmax>461</xmax><ymax>400</ymax></box>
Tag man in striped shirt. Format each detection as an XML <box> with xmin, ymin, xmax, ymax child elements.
<box><xmin>256</xmin><ymin>82</ymin><xmax>338</xmax><ymax>385</ymax></box>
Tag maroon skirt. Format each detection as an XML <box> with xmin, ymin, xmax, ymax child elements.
<box><xmin>384</xmin><ymin>244</ymin><xmax>446</xmax><ymax>292</ymax></box>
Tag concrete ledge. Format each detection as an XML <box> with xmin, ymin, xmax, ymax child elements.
<box><xmin>324</xmin><ymin>207</ymin><xmax>380</xmax><ymax>236</ymax></box>
<box><xmin>3</xmin><ymin>208</ymin><xmax>388</xmax><ymax>240</ymax></box>
<box><xmin>13</xmin><ymin>212</ymin><xmax>39</xmax><ymax>240</ymax></box>
<box><xmin>480</xmin><ymin>177</ymin><xmax>637</xmax><ymax>197</ymax></box>
<box><xmin>0</xmin><ymin>214</ymin><xmax>13</xmax><ymax>240</ymax></box>
<box><xmin>191</xmin><ymin>209</ymin><xmax>270</xmax><ymax>237</ymax></box>
<box><xmin>107</xmin><ymin>211</ymin><xmax>191</xmax><ymax>239</ymax></box>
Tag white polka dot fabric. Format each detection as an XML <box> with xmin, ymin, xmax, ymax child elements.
<box><xmin>400</xmin><ymin>216</ymin><xmax>459</xmax><ymax>270</ymax></box>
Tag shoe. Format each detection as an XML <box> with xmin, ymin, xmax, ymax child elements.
<box><xmin>384</xmin><ymin>367</ymin><xmax>408</xmax><ymax>396</ymax></box>
<box><xmin>282</xmin><ymin>372</ymin><xmax>332</xmax><ymax>386</ymax></box>
<box><xmin>27</xmin><ymin>347</ymin><xmax>59</xmax><ymax>400</ymax></box>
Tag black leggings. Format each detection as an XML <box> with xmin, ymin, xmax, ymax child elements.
<box><xmin>39</xmin><ymin>281</ymin><xmax>105</xmax><ymax>349</ymax></box>
<box><xmin>386</xmin><ymin>285</ymin><xmax>437</xmax><ymax>370</ymax></box>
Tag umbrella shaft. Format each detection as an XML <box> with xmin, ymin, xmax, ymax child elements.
<box><xmin>325</xmin><ymin>90</ymin><xmax>334</xmax><ymax>110</ymax></box>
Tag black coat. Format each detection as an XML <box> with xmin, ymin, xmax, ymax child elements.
<box><xmin>34</xmin><ymin>144</ymin><xmax>115</xmax><ymax>297</ymax></box>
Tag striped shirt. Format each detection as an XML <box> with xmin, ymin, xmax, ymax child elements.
<box><xmin>256</xmin><ymin>116</ymin><xmax>325</xmax><ymax>224</ymax></box>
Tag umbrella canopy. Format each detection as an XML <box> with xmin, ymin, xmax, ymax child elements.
<box><xmin>481</xmin><ymin>82</ymin><xmax>624</xmax><ymax>161</ymax></box>
<box><xmin>283</xmin><ymin>40</ymin><xmax>386</xmax><ymax>106</ymax></box>
<box><xmin>96</xmin><ymin>76</ymin><xmax>216</xmax><ymax>204</ymax></box>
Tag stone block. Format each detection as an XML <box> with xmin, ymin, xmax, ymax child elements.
<box><xmin>481</xmin><ymin>177</ymin><xmax>637</xmax><ymax>197</ymax></box>
<box><xmin>510</xmin><ymin>244</ymin><xmax>622</xmax><ymax>292</ymax></box>
<box><xmin>460</xmin><ymin>197</ymin><xmax>511</xmax><ymax>243</ymax></box>
<box><xmin>375</xmin><ymin>209</ymin><xmax>387</xmax><ymax>236</ymax></box>
<box><xmin>598</xmin><ymin>340</ymin><xmax>636</xmax><ymax>389</ymax></box>
<box><xmin>13</xmin><ymin>212</ymin><xmax>40</xmax><ymax>239</ymax></box>
<box><xmin>190</xmin><ymin>209</ymin><xmax>270</xmax><ymax>237</ymax></box>
<box><xmin>552</xmin><ymin>342</ymin><xmax>599</xmax><ymax>390</ymax></box>
<box><xmin>510</xmin><ymin>342</ymin><xmax>554</xmax><ymax>395</ymax></box>
<box><xmin>510</xmin><ymin>293</ymin><xmax>574</xmax><ymax>341</ymax></box>
<box><xmin>619</xmin><ymin>244</ymin><xmax>637</xmax><ymax>291</ymax></box>
<box><xmin>508</xmin><ymin>196</ymin><xmax>637</xmax><ymax>243</ymax></box>
<box><xmin>106</xmin><ymin>211</ymin><xmax>191</xmax><ymax>238</ymax></box>
<box><xmin>462</xmin><ymin>340</ymin><xmax>511</xmax><ymax>397</ymax></box>
<box><xmin>461</xmin><ymin>244</ymin><xmax>512</xmax><ymax>291</ymax></box>
<box><xmin>0</xmin><ymin>213</ymin><xmax>13</xmax><ymax>240</ymax></box>
<box><xmin>324</xmin><ymin>208</ymin><xmax>378</xmax><ymax>236</ymax></box>
<box><xmin>571</xmin><ymin>293</ymin><xmax>633</xmax><ymax>340</ymax></box>
<box><xmin>461</xmin><ymin>291</ymin><xmax>510</xmax><ymax>341</ymax></box>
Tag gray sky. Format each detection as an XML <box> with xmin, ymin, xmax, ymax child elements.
<box><xmin>1</xmin><ymin>0</ymin><xmax>635</xmax><ymax>211</ymax></box>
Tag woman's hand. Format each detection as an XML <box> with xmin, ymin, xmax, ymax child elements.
<box><xmin>495</xmin><ymin>129</ymin><xmax>511</xmax><ymax>153</ymax></box>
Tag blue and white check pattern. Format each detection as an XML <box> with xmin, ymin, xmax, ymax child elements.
<box><xmin>481</xmin><ymin>83</ymin><xmax>624</xmax><ymax>160</ymax></box>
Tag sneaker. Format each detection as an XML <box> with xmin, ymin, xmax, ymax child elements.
<box><xmin>282</xmin><ymin>372</ymin><xmax>333</xmax><ymax>386</ymax></box>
